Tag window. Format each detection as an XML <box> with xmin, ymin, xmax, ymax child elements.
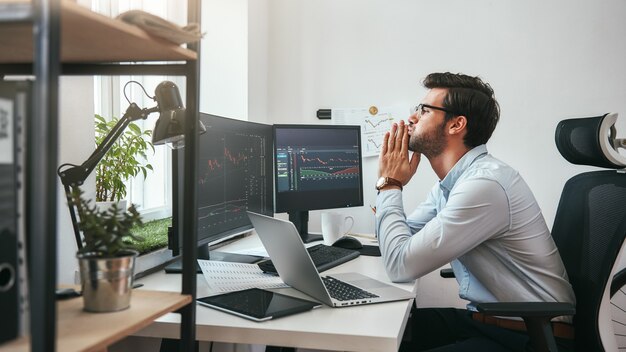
<box><xmin>92</xmin><ymin>0</ymin><xmax>188</xmax><ymax>221</ymax></box>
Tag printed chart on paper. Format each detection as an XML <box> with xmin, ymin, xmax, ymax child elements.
<box><xmin>332</xmin><ymin>106</ymin><xmax>408</xmax><ymax>157</ymax></box>
<box><xmin>198</xmin><ymin>260</ymin><xmax>288</xmax><ymax>294</ymax></box>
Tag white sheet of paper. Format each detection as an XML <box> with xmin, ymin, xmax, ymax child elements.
<box><xmin>198</xmin><ymin>260</ymin><xmax>288</xmax><ymax>294</ymax></box>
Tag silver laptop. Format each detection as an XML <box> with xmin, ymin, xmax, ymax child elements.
<box><xmin>247</xmin><ymin>211</ymin><xmax>415</xmax><ymax>307</ymax></box>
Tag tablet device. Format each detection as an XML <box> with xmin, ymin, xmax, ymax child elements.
<box><xmin>197</xmin><ymin>288</ymin><xmax>322</xmax><ymax>322</ymax></box>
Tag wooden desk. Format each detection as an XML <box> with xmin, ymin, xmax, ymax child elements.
<box><xmin>134</xmin><ymin>233</ymin><xmax>417</xmax><ymax>351</ymax></box>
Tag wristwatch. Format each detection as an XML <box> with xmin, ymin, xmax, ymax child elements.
<box><xmin>375</xmin><ymin>176</ymin><xmax>403</xmax><ymax>191</ymax></box>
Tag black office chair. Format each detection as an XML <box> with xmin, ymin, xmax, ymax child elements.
<box><xmin>474</xmin><ymin>113</ymin><xmax>626</xmax><ymax>352</ymax></box>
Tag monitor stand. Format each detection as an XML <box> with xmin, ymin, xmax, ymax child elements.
<box><xmin>164</xmin><ymin>244</ymin><xmax>264</xmax><ymax>274</ymax></box>
<box><xmin>289</xmin><ymin>210</ymin><xmax>323</xmax><ymax>243</ymax></box>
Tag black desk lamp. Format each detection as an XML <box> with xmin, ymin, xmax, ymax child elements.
<box><xmin>152</xmin><ymin>81</ymin><xmax>192</xmax><ymax>149</ymax></box>
<box><xmin>57</xmin><ymin>80</ymin><xmax>204</xmax><ymax>249</ymax></box>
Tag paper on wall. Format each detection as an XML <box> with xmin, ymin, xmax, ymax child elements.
<box><xmin>332</xmin><ymin>106</ymin><xmax>409</xmax><ymax>157</ymax></box>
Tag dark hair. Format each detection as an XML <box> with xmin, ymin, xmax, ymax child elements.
<box><xmin>422</xmin><ymin>72</ymin><xmax>500</xmax><ymax>148</ymax></box>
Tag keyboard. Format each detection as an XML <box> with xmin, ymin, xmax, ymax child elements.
<box><xmin>322</xmin><ymin>276</ymin><xmax>379</xmax><ymax>301</ymax></box>
<box><xmin>257</xmin><ymin>244</ymin><xmax>360</xmax><ymax>274</ymax></box>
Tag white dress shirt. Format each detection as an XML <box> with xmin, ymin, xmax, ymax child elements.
<box><xmin>375</xmin><ymin>144</ymin><xmax>575</xmax><ymax>309</ymax></box>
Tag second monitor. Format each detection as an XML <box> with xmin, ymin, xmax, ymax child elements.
<box><xmin>273</xmin><ymin>124</ymin><xmax>364</xmax><ymax>243</ymax></box>
<box><xmin>166</xmin><ymin>113</ymin><xmax>273</xmax><ymax>273</ymax></box>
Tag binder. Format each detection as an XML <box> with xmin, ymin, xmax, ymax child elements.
<box><xmin>0</xmin><ymin>80</ymin><xmax>30</xmax><ymax>343</ymax></box>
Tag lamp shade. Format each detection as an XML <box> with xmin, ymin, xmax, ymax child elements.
<box><xmin>152</xmin><ymin>108</ymin><xmax>185</xmax><ymax>146</ymax></box>
<box><xmin>152</xmin><ymin>108</ymin><xmax>207</xmax><ymax>149</ymax></box>
<box><xmin>154</xmin><ymin>81</ymin><xmax>183</xmax><ymax>111</ymax></box>
<box><xmin>151</xmin><ymin>81</ymin><xmax>206</xmax><ymax>149</ymax></box>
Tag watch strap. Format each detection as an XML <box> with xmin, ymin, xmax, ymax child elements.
<box><xmin>386</xmin><ymin>177</ymin><xmax>403</xmax><ymax>190</ymax></box>
<box><xmin>377</xmin><ymin>177</ymin><xmax>403</xmax><ymax>191</ymax></box>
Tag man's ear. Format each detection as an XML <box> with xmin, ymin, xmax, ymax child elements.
<box><xmin>448</xmin><ymin>115</ymin><xmax>467</xmax><ymax>136</ymax></box>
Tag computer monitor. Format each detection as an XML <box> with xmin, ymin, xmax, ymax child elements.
<box><xmin>166</xmin><ymin>114</ymin><xmax>273</xmax><ymax>271</ymax></box>
<box><xmin>273</xmin><ymin>124</ymin><xmax>363</xmax><ymax>243</ymax></box>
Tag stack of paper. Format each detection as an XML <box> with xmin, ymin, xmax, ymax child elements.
<box><xmin>198</xmin><ymin>260</ymin><xmax>288</xmax><ymax>294</ymax></box>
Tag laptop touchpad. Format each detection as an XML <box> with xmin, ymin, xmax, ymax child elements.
<box><xmin>352</xmin><ymin>278</ymin><xmax>388</xmax><ymax>289</ymax></box>
<box><xmin>332</xmin><ymin>273</ymin><xmax>392</xmax><ymax>289</ymax></box>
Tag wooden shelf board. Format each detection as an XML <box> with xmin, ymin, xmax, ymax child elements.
<box><xmin>0</xmin><ymin>0</ymin><xmax>197</xmax><ymax>64</ymax></box>
<box><xmin>0</xmin><ymin>289</ymin><xmax>192</xmax><ymax>352</ymax></box>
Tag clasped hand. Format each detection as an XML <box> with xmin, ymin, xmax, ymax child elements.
<box><xmin>378</xmin><ymin>120</ymin><xmax>420</xmax><ymax>186</ymax></box>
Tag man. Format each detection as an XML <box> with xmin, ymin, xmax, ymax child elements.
<box><xmin>375</xmin><ymin>72</ymin><xmax>575</xmax><ymax>351</ymax></box>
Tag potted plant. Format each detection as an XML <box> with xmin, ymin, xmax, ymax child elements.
<box><xmin>69</xmin><ymin>187</ymin><xmax>144</xmax><ymax>312</ymax></box>
<box><xmin>94</xmin><ymin>114</ymin><xmax>154</xmax><ymax>205</ymax></box>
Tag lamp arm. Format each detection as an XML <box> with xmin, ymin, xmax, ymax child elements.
<box><xmin>57</xmin><ymin>102</ymin><xmax>158</xmax><ymax>250</ymax></box>
<box><xmin>57</xmin><ymin>102</ymin><xmax>158</xmax><ymax>187</ymax></box>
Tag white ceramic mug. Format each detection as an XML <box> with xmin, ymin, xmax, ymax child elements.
<box><xmin>321</xmin><ymin>212</ymin><xmax>355</xmax><ymax>246</ymax></box>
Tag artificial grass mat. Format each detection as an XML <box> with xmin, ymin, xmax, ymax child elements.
<box><xmin>127</xmin><ymin>217</ymin><xmax>171</xmax><ymax>255</ymax></box>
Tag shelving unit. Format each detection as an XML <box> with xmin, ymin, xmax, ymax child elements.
<box><xmin>0</xmin><ymin>0</ymin><xmax>200</xmax><ymax>350</ymax></box>
<box><xmin>1</xmin><ymin>290</ymin><xmax>192</xmax><ymax>351</ymax></box>
<box><xmin>0</xmin><ymin>0</ymin><xmax>197</xmax><ymax>63</ymax></box>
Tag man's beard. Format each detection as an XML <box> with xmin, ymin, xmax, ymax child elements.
<box><xmin>408</xmin><ymin>122</ymin><xmax>447</xmax><ymax>159</ymax></box>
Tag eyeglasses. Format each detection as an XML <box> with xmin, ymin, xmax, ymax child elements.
<box><xmin>412</xmin><ymin>103</ymin><xmax>458</xmax><ymax>117</ymax></box>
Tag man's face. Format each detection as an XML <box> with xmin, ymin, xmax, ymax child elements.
<box><xmin>407</xmin><ymin>88</ymin><xmax>448</xmax><ymax>158</ymax></box>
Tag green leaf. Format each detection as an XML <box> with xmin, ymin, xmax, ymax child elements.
<box><xmin>94</xmin><ymin>114</ymin><xmax>155</xmax><ymax>202</ymax></box>
<box><xmin>128</xmin><ymin>123</ymin><xmax>141</xmax><ymax>135</ymax></box>
<box><xmin>70</xmin><ymin>188</ymin><xmax>144</xmax><ymax>255</ymax></box>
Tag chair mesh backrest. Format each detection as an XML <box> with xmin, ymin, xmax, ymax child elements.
<box><xmin>553</xmin><ymin>115</ymin><xmax>626</xmax><ymax>351</ymax></box>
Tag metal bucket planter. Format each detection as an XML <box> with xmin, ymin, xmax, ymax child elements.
<box><xmin>77</xmin><ymin>250</ymin><xmax>138</xmax><ymax>312</ymax></box>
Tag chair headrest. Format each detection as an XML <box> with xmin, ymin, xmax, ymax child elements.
<box><xmin>555</xmin><ymin>113</ymin><xmax>626</xmax><ymax>169</ymax></box>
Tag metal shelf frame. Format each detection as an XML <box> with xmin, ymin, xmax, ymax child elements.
<box><xmin>0</xmin><ymin>0</ymin><xmax>200</xmax><ymax>350</ymax></box>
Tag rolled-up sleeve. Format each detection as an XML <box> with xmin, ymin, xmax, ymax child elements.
<box><xmin>376</xmin><ymin>178</ymin><xmax>510</xmax><ymax>282</ymax></box>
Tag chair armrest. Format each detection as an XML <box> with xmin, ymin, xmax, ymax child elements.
<box><xmin>439</xmin><ymin>268</ymin><xmax>455</xmax><ymax>278</ymax></box>
<box><xmin>611</xmin><ymin>267</ymin><xmax>626</xmax><ymax>297</ymax></box>
<box><xmin>476</xmin><ymin>302</ymin><xmax>575</xmax><ymax>352</ymax></box>
<box><xmin>476</xmin><ymin>302</ymin><xmax>575</xmax><ymax>318</ymax></box>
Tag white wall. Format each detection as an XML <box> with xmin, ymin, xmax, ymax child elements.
<box><xmin>248</xmin><ymin>0</ymin><xmax>269</xmax><ymax>124</ymax></box>
<box><xmin>57</xmin><ymin>77</ymin><xmax>95</xmax><ymax>285</ymax></box>
<box><xmin>200</xmin><ymin>0</ymin><xmax>248</xmax><ymax>119</ymax></box>
<box><xmin>256</xmin><ymin>0</ymin><xmax>626</xmax><ymax>235</ymax></box>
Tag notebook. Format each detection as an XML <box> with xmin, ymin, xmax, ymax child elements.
<box><xmin>247</xmin><ymin>212</ymin><xmax>415</xmax><ymax>307</ymax></box>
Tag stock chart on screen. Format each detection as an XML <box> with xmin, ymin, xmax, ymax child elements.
<box><xmin>276</xmin><ymin>147</ymin><xmax>361</xmax><ymax>192</ymax></box>
<box><xmin>196</xmin><ymin>114</ymin><xmax>273</xmax><ymax>238</ymax></box>
<box><xmin>273</xmin><ymin>125</ymin><xmax>363</xmax><ymax>215</ymax></box>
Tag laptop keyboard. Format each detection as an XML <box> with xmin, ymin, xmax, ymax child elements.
<box><xmin>257</xmin><ymin>244</ymin><xmax>360</xmax><ymax>274</ymax></box>
<box><xmin>322</xmin><ymin>276</ymin><xmax>379</xmax><ymax>301</ymax></box>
